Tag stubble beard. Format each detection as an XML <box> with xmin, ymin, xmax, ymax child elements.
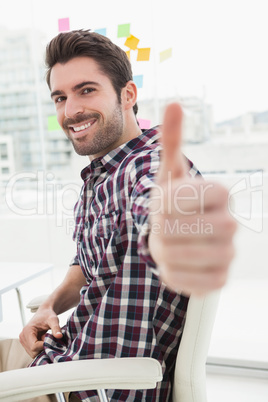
<box><xmin>63</xmin><ymin>103</ymin><xmax>124</xmax><ymax>157</ymax></box>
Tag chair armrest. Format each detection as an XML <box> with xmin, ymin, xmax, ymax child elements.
<box><xmin>0</xmin><ymin>357</ymin><xmax>162</xmax><ymax>401</ymax></box>
<box><xmin>26</xmin><ymin>295</ymin><xmax>48</xmax><ymax>313</ymax></box>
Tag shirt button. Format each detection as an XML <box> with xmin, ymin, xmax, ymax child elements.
<box><xmin>90</xmin><ymin>260</ymin><xmax>94</xmax><ymax>266</ymax></box>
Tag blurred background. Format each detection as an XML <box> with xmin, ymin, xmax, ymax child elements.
<box><xmin>0</xmin><ymin>1</ymin><xmax>267</xmax><ymax>400</ymax></box>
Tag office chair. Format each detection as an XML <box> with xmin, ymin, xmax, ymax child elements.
<box><xmin>0</xmin><ymin>290</ymin><xmax>220</xmax><ymax>402</ymax></box>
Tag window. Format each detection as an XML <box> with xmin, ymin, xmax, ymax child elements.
<box><xmin>0</xmin><ymin>0</ymin><xmax>267</xmax><ymax>378</ymax></box>
<box><xmin>1</xmin><ymin>167</ymin><xmax>9</xmax><ymax>174</ymax></box>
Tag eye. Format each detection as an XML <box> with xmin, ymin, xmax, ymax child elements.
<box><xmin>54</xmin><ymin>96</ymin><xmax>66</xmax><ymax>104</ymax></box>
<box><xmin>82</xmin><ymin>88</ymin><xmax>95</xmax><ymax>94</ymax></box>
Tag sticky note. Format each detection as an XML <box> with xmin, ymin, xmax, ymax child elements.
<box><xmin>95</xmin><ymin>28</ymin><xmax>107</xmax><ymax>36</ymax></box>
<box><xmin>137</xmin><ymin>47</ymin><xmax>151</xmax><ymax>61</ymax></box>
<box><xmin>48</xmin><ymin>116</ymin><xmax>61</xmax><ymax>131</ymax></box>
<box><xmin>160</xmin><ymin>48</ymin><xmax>172</xmax><ymax>62</ymax></box>
<box><xmin>124</xmin><ymin>35</ymin><xmax>140</xmax><ymax>50</ymax></box>
<box><xmin>58</xmin><ymin>18</ymin><xmax>70</xmax><ymax>32</ymax></box>
<box><xmin>133</xmin><ymin>75</ymin><xmax>143</xmax><ymax>89</ymax></box>
<box><xmin>117</xmin><ymin>23</ymin><xmax>131</xmax><ymax>38</ymax></box>
<box><xmin>138</xmin><ymin>118</ymin><xmax>151</xmax><ymax>129</ymax></box>
<box><xmin>125</xmin><ymin>50</ymin><xmax>131</xmax><ymax>60</ymax></box>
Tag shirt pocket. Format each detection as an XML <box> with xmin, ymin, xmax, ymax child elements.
<box><xmin>92</xmin><ymin>211</ymin><xmax>124</xmax><ymax>277</ymax></box>
<box><xmin>93</xmin><ymin>210</ymin><xmax>119</xmax><ymax>239</ymax></box>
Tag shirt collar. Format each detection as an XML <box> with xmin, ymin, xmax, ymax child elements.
<box><xmin>81</xmin><ymin>126</ymin><xmax>160</xmax><ymax>180</ymax></box>
<box><xmin>101</xmin><ymin>126</ymin><xmax>160</xmax><ymax>173</ymax></box>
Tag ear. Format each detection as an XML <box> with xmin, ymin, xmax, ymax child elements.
<box><xmin>121</xmin><ymin>81</ymin><xmax>138</xmax><ymax>111</ymax></box>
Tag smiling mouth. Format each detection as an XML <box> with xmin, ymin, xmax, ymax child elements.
<box><xmin>69</xmin><ymin>119</ymin><xmax>96</xmax><ymax>135</ymax></box>
<box><xmin>73</xmin><ymin>122</ymin><xmax>91</xmax><ymax>132</ymax></box>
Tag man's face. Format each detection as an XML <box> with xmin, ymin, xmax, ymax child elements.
<box><xmin>50</xmin><ymin>56</ymin><xmax>125</xmax><ymax>159</ymax></box>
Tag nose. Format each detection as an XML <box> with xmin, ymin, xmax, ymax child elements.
<box><xmin>64</xmin><ymin>96</ymin><xmax>84</xmax><ymax>119</ymax></box>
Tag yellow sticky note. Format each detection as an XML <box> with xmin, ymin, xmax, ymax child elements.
<box><xmin>160</xmin><ymin>48</ymin><xmax>172</xmax><ymax>62</ymax></box>
<box><xmin>137</xmin><ymin>47</ymin><xmax>151</xmax><ymax>61</ymax></box>
<box><xmin>124</xmin><ymin>35</ymin><xmax>140</xmax><ymax>50</ymax></box>
<box><xmin>125</xmin><ymin>50</ymin><xmax>131</xmax><ymax>60</ymax></box>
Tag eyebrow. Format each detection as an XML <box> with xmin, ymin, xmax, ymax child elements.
<box><xmin>50</xmin><ymin>81</ymin><xmax>101</xmax><ymax>99</ymax></box>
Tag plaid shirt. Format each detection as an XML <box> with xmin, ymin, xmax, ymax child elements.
<box><xmin>31</xmin><ymin>127</ymin><xmax>199</xmax><ymax>401</ymax></box>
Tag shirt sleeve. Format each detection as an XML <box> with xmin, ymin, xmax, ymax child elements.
<box><xmin>69</xmin><ymin>254</ymin><xmax>80</xmax><ymax>266</ymax></box>
<box><xmin>128</xmin><ymin>150</ymin><xmax>160</xmax><ymax>269</ymax></box>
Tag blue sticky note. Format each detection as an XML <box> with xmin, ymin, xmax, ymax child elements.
<box><xmin>94</xmin><ymin>28</ymin><xmax>107</xmax><ymax>36</ymax></box>
<box><xmin>133</xmin><ymin>74</ymin><xmax>143</xmax><ymax>88</ymax></box>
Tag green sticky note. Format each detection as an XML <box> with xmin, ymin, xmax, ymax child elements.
<box><xmin>117</xmin><ymin>23</ymin><xmax>130</xmax><ymax>38</ymax></box>
<box><xmin>48</xmin><ymin>115</ymin><xmax>61</xmax><ymax>131</ymax></box>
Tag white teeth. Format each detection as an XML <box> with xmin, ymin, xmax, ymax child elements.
<box><xmin>73</xmin><ymin>122</ymin><xmax>91</xmax><ymax>132</ymax></box>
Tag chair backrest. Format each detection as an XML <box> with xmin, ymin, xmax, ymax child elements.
<box><xmin>172</xmin><ymin>290</ymin><xmax>221</xmax><ymax>402</ymax></box>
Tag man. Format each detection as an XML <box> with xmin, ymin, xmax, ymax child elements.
<box><xmin>8</xmin><ymin>30</ymin><xmax>235</xmax><ymax>401</ymax></box>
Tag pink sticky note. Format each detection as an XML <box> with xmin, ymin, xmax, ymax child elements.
<box><xmin>138</xmin><ymin>118</ymin><xmax>151</xmax><ymax>130</ymax></box>
<box><xmin>58</xmin><ymin>18</ymin><xmax>70</xmax><ymax>32</ymax></box>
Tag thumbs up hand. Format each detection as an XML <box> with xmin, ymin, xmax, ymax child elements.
<box><xmin>148</xmin><ymin>103</ymin><xmax>237</xmax><ymax>296</ymax></box>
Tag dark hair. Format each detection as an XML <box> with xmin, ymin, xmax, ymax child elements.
<box><xmin>45</xmin><ymin>29</ymin><xmax>138</xmax><ymax>115</ymax></box>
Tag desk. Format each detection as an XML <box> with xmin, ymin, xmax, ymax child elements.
<box><xmin>0</xmin><ymin>262</ymin><xmax>54</xmax><ymax>325</ymax></box>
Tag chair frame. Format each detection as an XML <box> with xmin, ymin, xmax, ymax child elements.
<box><xmin>0</xmin><ymin>291</ymin><xmax>220</xmax><ymax>402</ymax></box>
